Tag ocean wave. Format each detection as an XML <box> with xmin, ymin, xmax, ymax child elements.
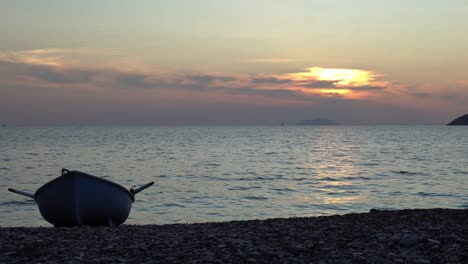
<box><xmin>1</xmin><ymin>200</ymin><xmax>35</xmax><ymax>206</ymax></box>
<box><xmin>162</xmin><ymin>203</ymin><xmax>186</xmax><ymax>208</ymax></box>
<box><xmin>228</xmin><ymin>186</ymin><xmax>262</xmax><ymax>191</ymax></box>
<box><xmin>243</xmin><ymin>196</ymin><xmax>269</xmax><ymax>200</ymax></box>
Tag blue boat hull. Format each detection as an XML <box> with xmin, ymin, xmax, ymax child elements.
<box><xmin>34</xmin><ymin>170</ymin><xmax>135</xmax><ymax>227</ymax></box>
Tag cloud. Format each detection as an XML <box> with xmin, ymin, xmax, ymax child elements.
<box><xmin>252</xmin><ymin>77</ymin><xmax>292</xmax><ymax>84</ymax></box>
<box><xmin>3</xmin><ymin>48</ymin><xmax>462</xmax><ymax>125</ymax></box>
<box><xmin>0</xmin><ymin>60</ymin><xmax>94</xmax><ymax>85</ymax></box>
<box><xmin>302</xmin><ymin>80</ymin><xmax>339</xmax><ymax>88</ymax></box>
<box><xmin>34</xmin><ymin>67</ymin><xmax>93</xmax><ymax>84</ymax></box>
<box><xmin>242</xmin><ymin>58</ymin><xmax>301</xmax><ymax>64</ymax></box>
<box><xmin>115</xmin><ymin>73</ymin><xmax>149</xmax><ymax>88</ymax></box>
<box><xmin>187</xmin><ymin>74</ymin><xmax>236</xmax><ymax>83</ymax></box>
<box><xmin>0</xmin><ymin>48</ymin><xmax>103</xmax><ymax>67</ymax></box>
<box><xmin>345</xmin><ymin>85</ymin><xmax>385</xmax><ymax>91</ymax></box>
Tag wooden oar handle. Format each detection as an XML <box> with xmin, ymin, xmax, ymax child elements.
<box><xmin>130</xmin><ymin>181</ymin><xmax>154</xmax><ymax>195</ymax></box>
<box><xmin>8</xmin><ymin>188</ymin><xmax>35</xmax><ymax>199</ymax></box>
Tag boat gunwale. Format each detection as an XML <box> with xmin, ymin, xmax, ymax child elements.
<box><xmin>34</xmin><ymin>170</ymin><xmax>135</xmax><ymax>202</ymax></box>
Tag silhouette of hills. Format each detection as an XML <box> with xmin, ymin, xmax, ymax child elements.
<box><xmin>447</xmin><ymin>113</ymin><xmax>468</xmax><ymax>125</ymax></box>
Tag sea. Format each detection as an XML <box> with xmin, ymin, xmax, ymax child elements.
<box><xmin>0</xmin><ymin>126</ymin><xmax>467</xmax><ymax>227</ymax></box>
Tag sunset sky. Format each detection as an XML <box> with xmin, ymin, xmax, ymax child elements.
<box><xmin>1</xmin><ymin>0</ymin><xmax>467</xmax><ymax>125</ymax></box>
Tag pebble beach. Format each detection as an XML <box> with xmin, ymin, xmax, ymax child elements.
<box><xmin>0</xmin><ymin>208</ymin><xmax>466</xmax><ymax>263</ymax></box>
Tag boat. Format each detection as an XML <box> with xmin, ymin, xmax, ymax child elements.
<box><xmin>8</xmin><ymin>168</ymin><xmax>154</xmax><ymax>227</ymax></box>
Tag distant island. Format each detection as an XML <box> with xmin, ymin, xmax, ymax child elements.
<box><xmin>296</xmin><ymin>118</ymin><xmax>339</xmax><ymax>126</ymax></box>
<box><xmin>447</xmin><ymin>113</ymin><xmax>468</xmax><ymax>125</ymax></box>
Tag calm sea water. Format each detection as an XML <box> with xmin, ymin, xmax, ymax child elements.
<box><xmin>0</xmin><ymin>126</ymin><xmax>467</xmax><ymax>227</ymax></box>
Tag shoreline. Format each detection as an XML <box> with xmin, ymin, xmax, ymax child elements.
<box><xmin>1</xmin><ymin>208</ymin><xmax>466</xmax><ymax>263</ymax></box>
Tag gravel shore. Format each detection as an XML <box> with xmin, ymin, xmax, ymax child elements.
<box><xmin>1</xmin><ymin>209</ymin><xmax>466</xmax><ymax>263</ymax></box>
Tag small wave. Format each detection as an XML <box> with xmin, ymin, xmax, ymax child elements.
<box><xmin>243</xmin><ymin>196</ymin><xmax>268</xmax><ymax>200</ymax></box>
<box><xmin>203</xmin><ymin>176</ymin><xmax>232</xmax><ymax>181</ymax></box>
<box><xmin>325</xmin><ymin>190</ymin><xmax>359</xmax><ymax>196</ymax></box>
<box><xmin>237</xmin><ymin>176</ymin><xmax>276</xmax><ymax>181</ymax></box>
<box><xmin>228</xmin><ymin>186</ymin><xmax>261</xmax><ymax>191</ymax></box>
<box><xmin>416</xmin><ymin>192</ymin><xmax>455</xmax><ymax>197</ymax></box>
<box><xmin>265</xmin><ymin>152</ymin><xmax>277</xmax><ymax>155</ymax></box>
<box><xmin>320</xmin><ymin>177</ymin><xmax>340</xmax><ymax>181</ymax></box>
<box><xmin>234</xmin><ymin>172</ymin><xmax>251</xmax><ymax>175</ymax></box>
<box><xmin>393</xmin><ymin>170</ymin><xmax>427</xmax><ymax>176</ymax></box>
<box><xmin>342</xmin><ymin>176</ymin><xmax>372</xmax><ymax>181</ymax></box>
<box><xmin>205</xmin><ymin>163</ymin><xmax>221</xmax><ymax>167</ymax></box>
<box><xmin>292</xmin><ymin>204</ymin><xmax>311</xmax><ymax>209</ymax></box>
<box><xmin>359</xmin><ymin>163</ymin><xmax>379</xmax><ymax>166</ymax></box>
<box><xmin>290</xmin><ymin>177</ymin><xmax>308</xmax><ymax>181</ymax></box>
<box><xmin>162</xmin><ymin>203</ymin><xmax>186</xmax><ymax>208</ymax></box>
<box><xmin>270</xmin><ymin>187</ymin><xmax>296</xmax><ymax>193</ymax></box>
<box><xmin>206</xmin><ymin>212</ymin><xmax>222</xmax><ymax>216</ymax></box>
<box><xmin>1</xmin><ymin>200</ymin><xmax>35</xmax><ymax>206</ymax></box>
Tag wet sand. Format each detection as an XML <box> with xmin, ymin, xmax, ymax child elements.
<box><xmin>0</xmin><ymin>209</ymin><xmax>466</xmax><ymax>263</ymax></box>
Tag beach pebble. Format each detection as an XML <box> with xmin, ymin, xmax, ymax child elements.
<box><xmin>96</xmin><ymin>256</ymin><xmax>115</xmax><ymax>263</ymax></box>
<box><xmin>0</xmin><ymin>209</ymin><xmax>466</xmax><ymax>264</ymax></box>
<box><xmin>414</xmin><ymin>258</ymin><xmax>431</xmax><ymax>264</ymax></box>
<box><xmin>0</xmin><ymin>244</ymin><xmax>15</xmax><ymax>253</ymax></box>
<box><xmin>399</xmin><ymin>234</ymin><xmax>421</xmax><ymax>248</ymax></box>
<box><xmin>426</xmin><ymin>238</ymin><xmax>441</xmax><ymax>246</ymax></box>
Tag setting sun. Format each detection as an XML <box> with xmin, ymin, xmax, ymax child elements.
<box><xmin>293</xmin><ymin>67</ymin><xmax>374</xmax><ymax>87</ymax></box>
<box><xmin>313</xmin><ymin>67</ymin><xmax>372</xmax><ymax>86</ymax></box>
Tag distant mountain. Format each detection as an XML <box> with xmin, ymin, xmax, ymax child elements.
<box><xmin>296</xmin><ymin>118</ymin><xmax>339</xmax><ymax>126</ymax></box>
<box><xmin>447</xmin><ymin>113</ymin><xmax>468</xmax><ymax>125</ymax></box>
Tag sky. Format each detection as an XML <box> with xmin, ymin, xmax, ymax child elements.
<box><xmin>1</xmin><ymin>0</ymin><xmax>467</xmax><ymax>125</ymax></box>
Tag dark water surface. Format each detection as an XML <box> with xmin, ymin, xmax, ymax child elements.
<box><xmin>1</xmin><ymin>126</ymin><xmax>467</xmax><ymax>226</ymax></box>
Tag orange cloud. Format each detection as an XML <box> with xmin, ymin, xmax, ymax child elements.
<box><xmin>0</xmin><ymin>49</ymin><xmax>404</xmax><ymax>108</ymax></box>
<box><xmin>1</xmin><ymin>49</ymin><xmax>466</xmax><ymax>125</ymax></box>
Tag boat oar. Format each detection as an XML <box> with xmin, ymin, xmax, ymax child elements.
<box><xmin>8</xmin><ymin>188</ymin><xmax>35</xmax><ymax>199</ymax></box>
<box><xmin>130</xmin><ymin>181</ymin><xmax>154</xmax><ymax>195</ymax></box>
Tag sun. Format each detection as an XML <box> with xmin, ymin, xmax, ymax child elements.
<box><xmin>312</xmin><ymin>67</ymin><xmax>371</xmax><ymax>86</ymax></box>
<box><xmin>290</xmin><ymin>67</ymin><xmax>374</xmax><ymax>87</ymax></box>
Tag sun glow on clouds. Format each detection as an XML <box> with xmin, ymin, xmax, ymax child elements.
<box><xmin>0</xmin><ymin>48</ymin><xmax>392</xmax><ymax>103</ymax></box>
<box><xmin>290</xmin><ymin>67</ymin><xmax>375</xmax><ymax>86</ymax></box>
<box><xmin>0</xmin><ymin>49</ymin><xmax>66</xmax><ymax>66</ymax></box>
<box><xmin>286</xmin><ymin>67</ymin><xmax>384</xmax><ymax>98</ymax></box>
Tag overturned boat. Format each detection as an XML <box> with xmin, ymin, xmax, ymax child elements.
<box><xmin>8</xmin><ymin>169</ymin><xmax>154</xmax><ymax>227</ymax></box>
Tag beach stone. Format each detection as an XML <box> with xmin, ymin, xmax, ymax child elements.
<box><xmin>15</xmin><ymin>243</ymin><xmax>44</xmax><ymax>257</ymax></box>
<box><xmin>0</xmin><ymin>244</ymin><xmax>15</xmax><ymax>253</ymax></box>
<box><xmin>0</xmin><ymin>209</ymin><xmax>466</xmax><ymax>264</ymax></box>
<box><xmin>388</xmin><ymin>235</ymin><xmax>401</xmax><ymax>245</ymax></box>
<box><xmin>399</xmin><ymin>234</ymin><xmax>420</xmax><ymax>248</ymax></box>
<box><xmin>274</xmin><ymin>251</ymin><xmax>288</xmax><ymax>259</ymax></box>
<box><xmin>414</xmin><ymin>258</ymin><xmax>431</xmax><ymax>264</ymax></box>
<box><xmin>164</xmin><ymin>256</ymin><xmax>178</xmax><ymax>262</ymax></box>
<box><xmin>426</xmin><ymin>238</ymin><xmax>440</xmax><ymax>246</ymax></box>
<box><xmin>96</xmin><ymin>256</ymin><xmax>115</xmax><ymax>263</ymax></box>
<box><xmin>352</xmin><ymin>252</ymin><xmax>365</xmax><ymax>260</ymax></box>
